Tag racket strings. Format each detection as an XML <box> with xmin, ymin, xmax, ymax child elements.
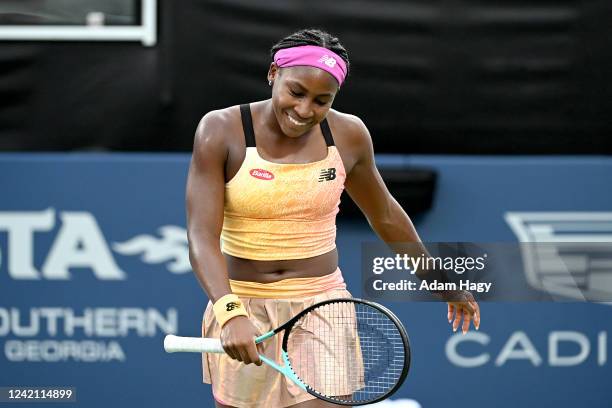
<box><xmin>286</xmin><ymin>301</ymin><xmax>407</xmax><ymax>404</ymax></box>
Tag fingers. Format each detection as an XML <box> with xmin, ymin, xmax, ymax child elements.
<box><xmin>221</xmin><ymin>340</ymin><xmax>261</xmax><ymax>365</ymax></box>
<box><xmin>237</xmin><ymin>345</ymin><xmax>252</xmax><ymax>365</ymax></box>
<box><xmin>256</xmin><ymin>341</ymin><xmax>265</xmax><ymax>357</ymax></box>
<box><xmin>221</xmin><ymin>341</ymin><xmax>239</xmax><ymax>362</ymax></box>
<box><xmin>462</xmin><ymin>310</ymin><xmax>472</xmax><ymax>335</ymax></box>
<box><xmin>471</xmin><ymin>300</ymin><xmax>480</xmax><ymax>330</ymax></box>
<box><xmin>247</xmin><ymin>341</ymin><xmax>263</xmax><ymax>366</ymax></box>
<box><xmin>220</xmin><ymin>335</ymin><xmax>262</xmax><ymax>365</ymax></box>
<box><xmin>452</xmin><ymin>307</ymin><xmax>463</xmax><ymax>333</ymax></box>
<box><xmin>449</xmin><ymin>301</ymin><xmax>481</xmax><ymax>334</ymax></box>
<box><xmin>219</xmin><ymin>316</ymin><xmax>264</xmax><ymax>366</ymax></box>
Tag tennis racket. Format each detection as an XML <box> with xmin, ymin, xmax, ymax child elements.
<box><xmin>164</xmin><ymin>298</ymin><xmax>410</xmax><ymax>406</ymax></box>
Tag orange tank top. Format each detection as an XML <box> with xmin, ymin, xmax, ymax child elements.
<box><xmin>221</xmin><ymin>104</ymin><xmax>346</xmax><ymax>261</ymax></box>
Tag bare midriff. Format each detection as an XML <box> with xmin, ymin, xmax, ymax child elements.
<box><xmin>225</xmin><ymin>248</ymin><xmax>338</xmax><ymax>283</ymax></box>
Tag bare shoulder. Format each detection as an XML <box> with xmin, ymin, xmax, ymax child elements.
<box><xmin>326</xmin><ymin>109</ymin><xmax>371</xmax><ymax>143</ymax></box>
<box><xmin>193</xmin><ymin>105</ymin><xmax>242</xmax><ymax>152</ymax></box>
<box><xmin>325</xmin><ymin>109</ymin><xmax>373</xmax><ymax>171</ymax></box>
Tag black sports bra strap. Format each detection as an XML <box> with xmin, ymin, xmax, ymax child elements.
<box><xmin>240</xmin><ymin>104</ymin><xmax>256</xmax><ymax>147</ymax></box>
<box><xmin>320</xmin><ymin>118</ymin><xmax>335</xmax><ymax>147</ymax></box>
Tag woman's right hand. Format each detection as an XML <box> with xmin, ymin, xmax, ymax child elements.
<box><xmin>220</xmin><ymin>315</ymin><xmax>263</xmax><ymax>365</ymax></box>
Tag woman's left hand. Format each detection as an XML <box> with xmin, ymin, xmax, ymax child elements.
<box><xmin>446</xmin><ymin>290</ymin><xmax>480</xmax><ymax>334</ymax></box>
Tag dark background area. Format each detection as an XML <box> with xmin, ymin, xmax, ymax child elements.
<box><xmin>1</xmin><ymin>0</ymin><xmax>611</xmax><ymax>153</ymax></box>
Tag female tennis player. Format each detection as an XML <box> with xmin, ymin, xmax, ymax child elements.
<box><xmin>187</xmin><ymin>28</ymin><xmax>481</xmax><ymax>408</ymax></box>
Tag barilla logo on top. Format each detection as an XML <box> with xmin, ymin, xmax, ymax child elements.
<box><xmin>318</xmin><ymin>55</ymin><xmax>337</xmax><ymax>68</ymax></box>
<box><xmin>249</xmin><ymin>169</ymin><xmax>274</xmax><ymax>180</ymax></box>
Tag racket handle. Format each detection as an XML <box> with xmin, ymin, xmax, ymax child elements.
<box><xmin>164</xmin><ymin>335</ymin><xmax>225</xmax><ymax>353</ymax></box>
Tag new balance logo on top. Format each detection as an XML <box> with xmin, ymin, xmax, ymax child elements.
<box><xmin>319</xmin><ymin>168</ymin><xmax>337</xmax><ymax>182</ymax></box>
<box><xmin>226</xmin><ymin>301</ymin><xmax>241</xmax><ymax>312</ymax></box>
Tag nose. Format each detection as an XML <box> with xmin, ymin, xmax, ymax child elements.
<box><xmin>294</xmin><ymin>100</ymin><xmax>314</xmax><ymax>120</ymax></box>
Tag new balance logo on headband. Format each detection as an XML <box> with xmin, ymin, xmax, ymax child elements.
<box><xmin>318</xmin><ymin>55</ymin><xmax>337</xmax><ymax>68</ymax></box>
<box><xmin>319</xmin><ymin>168</ymin><xmax>337</xmax><ymax>182</ymax></box>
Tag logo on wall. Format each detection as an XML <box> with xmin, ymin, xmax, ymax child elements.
<box><xmin>0</xmin><ymin>208</ymin><xmax>190</xmax><ymax>280</ymax></box>
<box><xmin>446</xmin><ymin>331</ymin><xmax>607</xmax><ymax>368</ymax></box>
<box><xmin>0</xmin><ymin>208</ymin><xmax>181</xmax><ymax>363</ymax></box>
<box><xmin>441</xmin><ymin>213</ymin><xmax>611</xmax><ymax>369</ymax></box>
<box><xmin>505</xmin><ymin>212</ymin><xmax>612</xmax><ymax>302</ymax></box>
<box><xmin>113</xmin><ymin>225</ymin><xmax>190</xmax><ymax>274</ymax></box>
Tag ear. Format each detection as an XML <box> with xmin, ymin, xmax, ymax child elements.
<box><xmin>267</xmin><ymin>63</ymin><xmax>279</xmax><ymax>83</ymax></box>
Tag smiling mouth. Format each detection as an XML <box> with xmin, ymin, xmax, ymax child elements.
<box><xmin>286</xmin><ymin>112</ymin><xmax>309</xmax><ymax>127</ymax></box>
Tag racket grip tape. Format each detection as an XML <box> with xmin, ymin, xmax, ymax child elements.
<box><xmin>164</xmin><ymin>335</ymin><xmax>225</xmax><ymax>353</ymax></box>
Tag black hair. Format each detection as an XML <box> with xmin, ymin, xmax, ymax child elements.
<box><xmin>270</xmin><ymin>28</ymin><xmax>350</xmax><ymax>75</ymax></box>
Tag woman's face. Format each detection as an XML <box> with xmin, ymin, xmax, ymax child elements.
<box><xmin>268</xmin><ymin>64</ymin><xmax>339</xmax><ymax>138</ymax></box>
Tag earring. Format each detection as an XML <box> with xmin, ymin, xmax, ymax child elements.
<box><xmin>268</xmin><ymin>80</ymin><xmax>272</xmax><ymax>86</ymax></box>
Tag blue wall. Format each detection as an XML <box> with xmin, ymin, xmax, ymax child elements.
<box><xmin>0</xmin><ymin>154</ymin><xmax>610</xmax><ymax>407</ymax></box>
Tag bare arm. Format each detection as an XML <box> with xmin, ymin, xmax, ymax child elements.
<box><xmin>343</xmin><ymin>116</ymin><xmax>421</xmax><ymax>246</ymax></box>
<box><xmin>186</xmin><ymin>111</ymin><xmax>232</xmax><ymax>303</ymax></box>
<box><xmin>186</xmin><ymin>110</ymin><xmax>263</xmax><ymax>364</ymax></box>
<box><xmin>343</xmin><ymin>116</ymin><xmax>480</xmax><ymax>333</ymax></box>
<box><xmin>344</xmin><ymin>120</ymin><xmax>441</xmax><ymax>283</ymax></box>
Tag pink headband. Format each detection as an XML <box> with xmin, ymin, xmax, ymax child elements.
<box><xmin>273</xmin><ymin>45</ymin><xmax>347</xmax><ymax>87</ymax></box>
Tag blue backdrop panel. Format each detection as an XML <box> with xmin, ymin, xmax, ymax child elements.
<box><xmin>0</xmin><ymin>154</ymin><xmax>610</xmax><ymax>408</ymax></box>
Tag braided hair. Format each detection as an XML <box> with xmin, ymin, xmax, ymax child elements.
<box><xmin>270</xmin><ymin>28</ymin><xmax>350</xmax><ymax>75</ymax></box>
